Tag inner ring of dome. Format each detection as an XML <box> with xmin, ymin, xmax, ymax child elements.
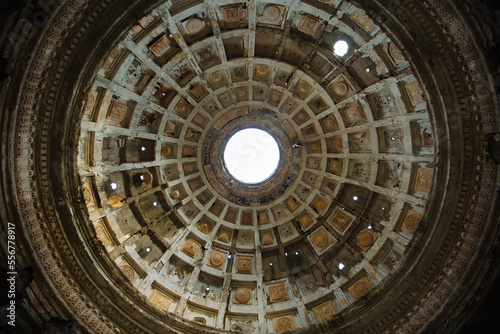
<box><xmin>223</xmin><ymin>128</ymin><xmax>280</xmax><ymax>184</ymax></box>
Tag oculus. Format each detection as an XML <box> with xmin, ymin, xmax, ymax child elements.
<box><xmin>223</xmin><ymin>128</ymin><xmax>280</xmax><ymax>184</ymax></box>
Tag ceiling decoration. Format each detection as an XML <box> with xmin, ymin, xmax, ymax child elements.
<box><xmin>2</xmin><ymin>0</ymin><xmax>499</xmax><ymax>333</ymax></box>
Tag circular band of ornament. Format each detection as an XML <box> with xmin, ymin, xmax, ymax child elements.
<box><xmin>235</xmin><ymin>287</ymin><xmax>252</xmax><ymax>304</ymax></box>
<box><xmin>333</xmin><ymin>82</ymin><xmax>348</xmax><ymax>96</ymax></box>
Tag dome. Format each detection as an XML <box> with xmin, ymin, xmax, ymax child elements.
<box><xmin>1</xmin><ymin>0</ymin><xmax>499</xmax><ymax>333</ymax></box>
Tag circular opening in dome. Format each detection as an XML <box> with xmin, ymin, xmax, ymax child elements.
<box><xmin>223</xmin><ymin>128</ymin><xmax>280</xmax><ymax>184</ymax></box>
<box><xmin>334</xmin><ymin>40</ymin><xmax>349</xmax><ymax>57</ymax></box>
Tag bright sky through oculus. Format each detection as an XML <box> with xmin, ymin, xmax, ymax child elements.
<box><xmin>223</xmin><ymin>128</ymin><xmax>280</xmax><ymax>184</ymax></box>
<box><xmin>334</xmin><ymin>40</ymin><xmax>349</xmax><ymax>57</ymax></box>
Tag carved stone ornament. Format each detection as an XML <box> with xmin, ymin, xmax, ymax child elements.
<box><xmin>107</xmin><ymin>99</ymin><xmax>128</xmax><ymax>122</ymax></box>
<box><xmin>185</xmin><ymin>18</ymin><xmax>205</xmax><ymax>35</ymax></box>
<box><xmin>330</xmin><ymin>210</ymin><xmax>352</xmax><ymax>232</ymax></box>
<box><xmin>329</xmin><ymin>160</ymin><xmax>343</xmax><ymax>174</ymax></box>
<box><xmin>149</xmin><ymin>290</ymin><xmax>173</xmax><ymax>312</ymax></box>
<box><xmin>161</xmin><ymin>144</ymin><xmax>173</xmax><ymax>156</ymax></box>
<box><xmin>138</xmin><ymin>14</ymin><xmax>154</xmax><ymax>28</ymax></box>
<box><xmin>171</xmin><ymin>189</ymin><xmax>182</xmax><ymax>199</ymax></box>
<box><xmin>209</xmin><ymin>71</ymin><xmax>223</xmax><ymax>83</ymax></box>
<box><xmin>190</xmin><ymin>82</ymin><xmax>206</xmax><ymax>100</ymax></box>
<box><xmin>348</xmin><ymin>276</ymin><xmax>373</xmax><ymax>300</ymax></box>
<box><xmin>217</xmin><ymin>229</ymin><xmax>231</xmax><ymax>243</ymax></box>
<box><xmin>102</xmin><ymin>48</ymin><xmax>120</xmax><ymax>71</ymax></box>
<box><xmin>332</xmin><ymin>81</ymin><xmax>348</xmax><ymax>97</ymax></box>
<box><xmin>415</xmin><ymin>168</ymin><xmax>433</xmax><ymax>193</ymax></box>
<box><xmin>313</xmin><ymin>198</ymin><xmax>328</xmax><ymax>213</ymax></box>
<box><xmin>269</xmin><ymin>90</ymin><xmax>282</xmax><ymax>104</ymax></box>
<box><xmin>312</xmin><ymin>301</ymin><xmax>337</xmax><ymax>323</ymax></box>
<box><xmin>296</xmin><ymin>80</ymin><xmax>312</xmax><ymax>95</ymax></box>
<box><xmin>234</xmin><ymin>287</ymin><xmax>252</xmax><ymax>304</ymax></box>
<box><xmin>344</xmin><ymin>105</ymin><xmax>365</xmax><ymax>125</ymax></box>
<box><xmin>297</xmin><ymin>14</ymin><xmax>321</xmax><ymax>35</ymax></box>
<box><xmin>322</xmin><ymin>115</ymin><xmax>338</xmax><ymax>131</ymax></box>
<box><xmin>119</xmin><ymin>263</ymin><xmax>138</xmax><ymax>283</ymax></box>
<box><xmin>236</xmin><ymin>256</ymin><xmax>252</xmax><ymax>274</ymax></box>
<box><xmin>298</xmin><ymin>212</ymin><xmax>314</xmax><ymax>230</ymax></box>
<box><xmin>402</xmin><ymin>210</ymin><xmax>423</xmax><ymax>234</ymax></box>
<box><xmin>388</xmin><ymin>43</ymin><xmax>406</xmax><ymax>64</ymax></box>
<box><xmin>197</xmin><ymin>220</ymin><xmax>211</xmax><ymax>234</ymax></box>
<box><xmin>262</xmin><ymin>5</ymin><xmax>282</xmax><ymax>22</ymax></box>
<box><xmin>208</xmin><ymin>250</ymin><xmax>225</xmax><ymax>269</ymax></box>
<box><xmin>258</xmin><ymin>211</ymin><xmax>269</xmax><ymax>224</ymax></box>
<box><xmin>311</xmin><ymin>229</ymin><xmax>332</xmax><ymax>252</ymax></box>
<box><xmin>255</xmin><ymin>64</ymin><xmax>269</xmax><ymax>78</ymax></box>
<box><xmin>149</xmin><ymin>35</ymin><xmax>171</xmax><ymax>58</ymax></box>
<box><xmin>95</xmin><ymin>221</ymin><xmax>113</xmax><ymax>248</ymax></box>
<box><xmin>286</xmin><ymin>198</ymin><xmax>299</xmax><ymax>211</ymax></box>
<box><xmin>350</xmin><ymin>9</ymin><xmax>375</xmax><ymax>31</ymax></box>
<box><xmin>175</xmin><ymin>100</ymin><xmax>190</xmax><ymax>117</ymax></box>
<box><xmin>273</xmin><ymin>316</ymin><xmax>295</xmax><ymax>332</ymax></box>
<box><xmin>9</xmin><ymin>0</ymin><xmax>499</xmax><ymax>333</ymax></box>
<box><xmin>268</xmin><ymin>282</ymin><xmax>288</xmax><ymax>303</ymax></box>
<box><xmin>83</xmin><ymin>90</ymin><xmax>97</xmax><ymax>115</ymax></box>
<box><xmin>221</xmin><ymin>4</ymin><xmax>243</xmax><ymax>24</ymax></box>
<box><xmin>194</xmin><ymin>114</ymin><xmax>207</xmax><ymax>128</ymax></box>
<box><xmin>357</xmin><ymin>229</ymin><xmax>376</xmax><ymax>250</ymax></box>
<box><xmin>406</xmin><ymin>80</ymin><xmax>426</xmax><ymax>105</ymax></box>
<box><xmin>181</xmin><ymin>238</ymin><xmax>201</xmax><ymax>258</ymax></box>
